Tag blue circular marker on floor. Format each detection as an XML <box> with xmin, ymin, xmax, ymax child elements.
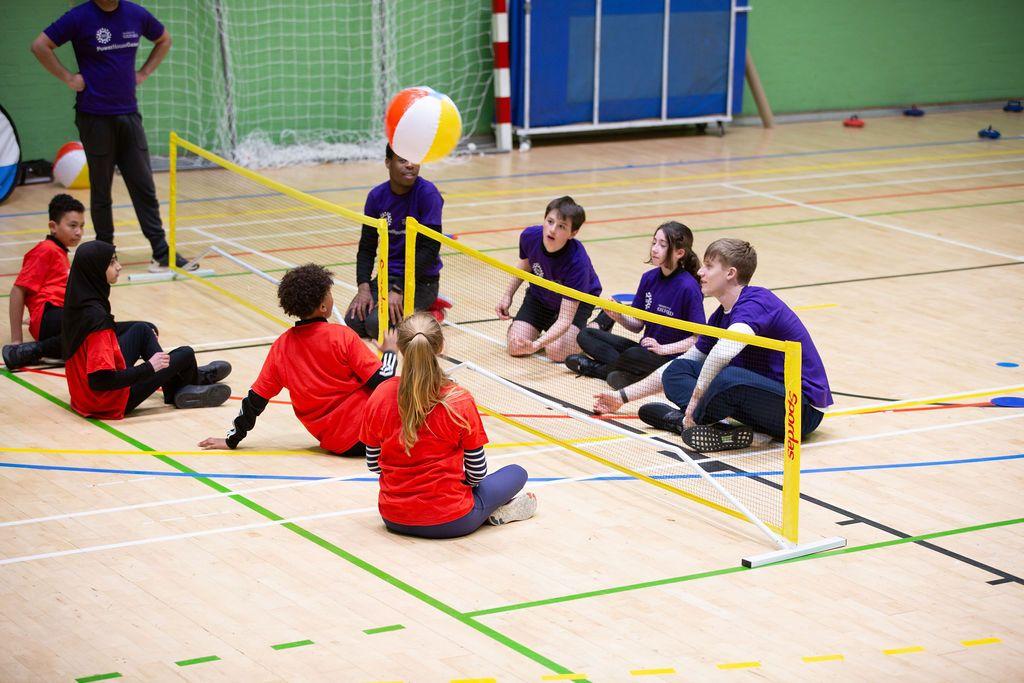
<box><xmin>991</xmin><ymin>396</ymin><xmax>1024</xmax><ymax>408</ymax></box>
<box><xmin>611</xmin><ymin>293</ymin><xmax>634</xmax><ymax>304</ymax></box>
<box><xmin>996</xmin><ymin>361</ymin><xmax>1019</xmax><ymax>368</ymax></box>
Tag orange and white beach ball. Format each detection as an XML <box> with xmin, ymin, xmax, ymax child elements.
<box><xmin>53</xmin><ymin>141</ymin><xmax>89</xmax><ymax>189</ymax></box>
<box><xmin>385</xmin><ymin>87</ymin><xmax>462</xmax><ymax>164</ymax></box>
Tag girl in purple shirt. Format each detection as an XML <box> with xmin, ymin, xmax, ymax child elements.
<box><xmin>567</xmin><ymin>221</ymin><xmax>705</xmax><ymax>389</ymax></box>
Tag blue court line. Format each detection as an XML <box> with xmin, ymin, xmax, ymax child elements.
<box><xmin>2</xmin><ymin>451</ymin><xmax>1021</xmax><ymax>481</ymax></box>
<box><xmin>3</xmin><ymin>135</ymin><xmax>1022</xmax><ymax>219</ymax></box>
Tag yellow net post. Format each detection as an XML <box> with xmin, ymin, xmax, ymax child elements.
<box><xmin>403</xmin><ymin>217</ymin><xmax>419</xmax><ymax>319</ymax></box>
<box><xmin>168</xmin><ymin>131</ymin><xmax>178</xmax><ymax>270</ymax></box>
<box><xmin>781</xmin><ymin>341</ymin><xmax>802</xmax><ymax>544</ymax></box>
<box><xmin>377</xmin><ymin>217</ymin><xmax>389</xmax><ymax>348</ymax></box>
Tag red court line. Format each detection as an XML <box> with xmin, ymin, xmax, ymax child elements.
<box><xmin>228</xmin><ymin>394</ymin><xmax>291</xmax><ymax>406</ymax></box>
<box><xmin>892</xmin><ymin>401</ymin><xmax>994</xmax><ymax>413</ymax></box>
<box><xmin>449</xmin><ymin>181</ymin><xmax>1024</xmax><ymax>239</ymax></box>
<box><xmin>3</xmin><ymin>181</ymin><xmax>1021</xmax><ymax>277</ymax></box>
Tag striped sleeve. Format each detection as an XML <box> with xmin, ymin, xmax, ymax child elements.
<box><xmin>463</xmin><ymin>447</ymin><xmax>487</xmax><ymax>486</ymax></box>
<box><xmin>366</xmin><ymin>445</ymin><xmax>381</xmax><ymax>474</ymax></box>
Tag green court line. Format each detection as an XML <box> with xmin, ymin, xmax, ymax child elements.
<box><xmin>364</xmin><ymin>624</ymin><xmax>405</xmax><ymax>635</ymax></box>
<box><xmin>75</xmin><ymin>674</ymin><xmax>122</xmax><ymax>683</ymax></box>
<box><xmin>0</xmin><ymin>370</ymin><xmax>580</xmax><ymax>681</ymax></box>
<box><xmin>464</xmin><ymin>516</ymin><xmax>1024</xmax><ymax>618</ymax></box>
<box><xmin>271</xmin><ymin>639</ymin><xmax>314</xmax><ymax>650</ymax></box>
<box><xmin>175</xmin><ymin>655</ymin><xmax>221</xmax><ymax>667</ymax></box>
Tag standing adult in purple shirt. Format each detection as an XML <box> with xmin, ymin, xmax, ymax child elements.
<box><xmin>496</xmin><ymin>196</ymin><xmax>602</xmax><ymax>362</ymax></box>
<box><xmin>31</xmin><ymin>0</ymin><xmax>194</xmax><ymax>273</ymax></box>
<box><xmin>594</xmin><ymin>238</ymin><xmax>833</xmax><ymax>453</ymax></box>
<box><xmin>566</xmin><ymin>221</ymin><xmax>705</xmax><ymax>389</ymax></box>
<box><xmin>345</xmin><ymin>144</ymin><xmax>444</xmax><ymax>339</ymax></box>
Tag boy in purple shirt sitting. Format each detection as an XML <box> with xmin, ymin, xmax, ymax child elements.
<box><xmin>345</xmin><ymin>144</ymin><xmax>447</xmax><ymax>338</ymax></box>
<box><xmin>593</xmin><ymin>238</ymin><xmax>832</xmax><ymax>452</ymax></box>
<box><xmin>496</xmin><ymin>196</ymin><xmax>602</xmax><ymax>362</ymax></box>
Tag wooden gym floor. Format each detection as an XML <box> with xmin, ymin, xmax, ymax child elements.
<box><xmin>1</xmin><ymin>109</ymin><xmax>1022</xmax><ymax>681</ymax></box>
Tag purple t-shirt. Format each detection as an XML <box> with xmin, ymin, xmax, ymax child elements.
<box><xmin>696</xmin><ymin>286</ymin><xmax>833</xmax><ymax>408</ymax></box>
<box><xmin>364</xmin><ymin>177</ymin><xmax>444</xmax><ymax>278</ymax></box>
<box><xmin>518</xmin><ymin>226</ymin><xmax>602</xmax><ymax>310</ymax></box>
<box><xmin>45</xmin><ymin>1</ymin><xmax>165</xmax><ymax>116</ymax></box>
<box><xmin>632</xmin><ymin>268</ymin><xmax>706</xmax><ymax>345</ymax></box>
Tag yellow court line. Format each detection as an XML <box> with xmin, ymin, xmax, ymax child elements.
<box><xmin>540</xmin><ymin>675</ymin><xmax>588</xmax><ymax>681</ymax></box>
<box><xmin>802</xmin><ymin>654</ymin><xmax>845</xmax><ymax>663</ymax></box>
<box><xmin>716</xmin><ymin>661</ymin><xmax>761</xmax><ymax>670</ymax></box>
<box><xmin>0</xmin><ymin>438</ymin><xmax>621</xmax><ymax>457</ymax></box>
<box><xmin>883</xmin><ymin>646</ymin><xmax>925</xmax><ymax>656</ymax></box>
<box><xmin>477</xmin><ymin>405</ymin><xmax>778</xmax><ymax>532</ymax></box>
<box><xmin>826</xmin><ymin>384</ymin><xmax>1024</xmax><ymax>418</ymax></box>
<box><xmin>630</xmin><ymin>668</ymin><xmax>677</xmax><ymax>676</ymax></box>
<box><xmin>487</xmin><ymin>436</ymin><xmax>622</xmax><ymax>449</ymax></box>
<box><xmin>961</xmin><ymin>638</ymin><xmax>1001</xmax><ymax>647</ymax></box>
<box><xmin>0</xmin><ymin>446</ymin><xmax>317</xmax><ymax>457</ymax></box>
<box><xmin>451</xmin><ymin>679</ymin><xmax>497</xmax><ymax>683</ymax></box>
<box><xmin>792</xmin><ymin>303</ymin><xmax>839</xmax><ymax>311</ymax></box>
<box><xmin>6</xmin><ymin>148</ymin><xmax>1016</xmax><ymax>237</ymax></box>
<box><xmin>443</xmin><ymin>148</ymin><xmax>1024</xmax><ymax>199</ymax></box>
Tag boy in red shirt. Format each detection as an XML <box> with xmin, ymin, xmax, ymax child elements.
<box><xmin>199</xmin><ymin>263</ymin><xmax>398</xmax><ymax>456</ymax></box>
<box><xmin>360</xmin><ymin>313</ymin><xmax>536</xmax><ymax>538</ymax></box>
<box><xmin>62</xmin><ymin>241</ymin><xmax>232</xmax><ymax>419</ymax></box>
<box><xmin>4</xmin><ymin>194</ymin><xmax>84</xmax><ymax>369</ymax></box>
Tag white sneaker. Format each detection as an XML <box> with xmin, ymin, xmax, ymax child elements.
<box><xmin>487</xmin><ymin>492</ymin><xmax>537</xmax><ymax>526</ymax></box>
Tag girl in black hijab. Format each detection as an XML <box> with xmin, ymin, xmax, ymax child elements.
<box><xmin>62</xmin><ymin>241</ymin><xmax>232</xmax><ymax>418</ymax></box>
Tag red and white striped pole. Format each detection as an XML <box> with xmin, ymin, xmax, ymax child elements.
<box><xmin>491</xmin><ymin>0</ymin><xmax>513</xmax><ymax>151</ymax></box>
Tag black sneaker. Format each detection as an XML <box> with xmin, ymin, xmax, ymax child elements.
<box><xmin>197</xmin><ymin>360</ymin><xmax>232</xmax><ymax>385</ymax></box>
<box><xmin>173</xmin><ymin>383</ymin><xmax>231</xmax><ymax>409</ymax></box>
<box><xmin>637</xmin><ymin>402</ymin><xmax>685</xmax><ymax>433</ymax></box>
<box><xmin>565</xmin><ymin>354</ymin><xmax>607</xmax><ymax>379</ymax></box>
<box><xmin>149</xmin><ymin>254</ymin><xmax>201</xmax><ymax>273</ymax></box>
<box><xmin>606</xmin><ymin>370</ymin><xmax>639</xmax><ymax>390</ymax></box>
<box><xmin>681</xmin><ymin>423</ymin><xmax>754</xmax><ymax>452</ymax></box>
<box><xmin>2</xmin><ymin>341</ymin><xmax>44</xmax><ymax>370</ymax></box>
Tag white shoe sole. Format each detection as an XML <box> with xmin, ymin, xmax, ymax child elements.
<box><xmin>487</xmin><ymin>492</ymin><xmax>537</xmax><ymax>525</ymax></box>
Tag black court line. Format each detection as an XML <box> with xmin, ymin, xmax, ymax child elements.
<box><xmin>445</xmin><ymin>352</ymin><xmax>1023</xmax><ymax>585</ymax></box>
<box><xmin>773</xmin><ymin>261</ymin><xmax>1023</xmax><ymax>291</ymax></box>
<box><xmin>194</xmin><ymin>341</ymin><xmax>277</xmax><ymax>354</ymax></box>
<box><xmin>450</xmin><ymin>261</ymin><xmax>1024</xmax><ymax>329</ymax></box>
<box><xmin>832</xmin><ymin>390</ymin><xmax>898</xmax><ymax>401</ymax></box>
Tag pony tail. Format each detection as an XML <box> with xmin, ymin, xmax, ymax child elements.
<box><xmin>397</xmin><ymin>333</ymin><xmax>441</xmax><ymax>452</ymax></box>
<box><xmin>396</xmin><ymin>312</ymin><xmax>469</xmax><ymax>454</ymax></box>
<box><xmin>682</xmin><ymin>247</ymin><xmax>701</xmax><ymax>280</ymax></box>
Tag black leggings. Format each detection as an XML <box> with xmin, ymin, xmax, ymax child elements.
<box><xmin>576</xmin><ymin>327</ymin><xmax>675</xmax><ymax>383</ymax></box>
<box><xmin>36</xmin><ymin>304</ymin><xmax>64</xmax><ymax>360</ymax></box>
<box><xmin>117</xmin><ymin>322</ymin><xmax>199</xmax><ymax>413</ymax></box>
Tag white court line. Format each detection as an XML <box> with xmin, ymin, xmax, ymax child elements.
<box><xmin>702</xmin><ymin>411</ymin><xmax>1024</xmax><ymax>467</ymax></box>
<box><xmin>725</xmin><ymin>183</ymin><xmax>1024</xmax><ymax>262</ymax></box>
<box><xmin>3</xmin><ymin>411</ymin><xmax>1021</xmax><ymax>564</ymax></box>
<box><xmin>94</xmin><ymin>476</ymin><xmax>156</xmax><ymax>487</ymax></box>
<box><xmin>0</xmin><ymin>474</ymin><xmax>367</xmax><ymax>528</ymax></box>
<box><xmin>445</xmin><ymin>156</ymin><xmax>1024</xmax><ymax>208</ymax></box>
<box><xmin>2</xmin><ymin>156</ymin><xmax>1023</xmax><ymax>255</ymax></box>
<box><xmin>191</xmin><ymin>334</ymin><xmax>279</xmax><ymax>351</ymax></box>
<box><xmin>0</xmin><ymin>445</ymin><xmax>556</xmax><ymax>530</ymax></box>
<box><xmin>0</xmin><ymin>505</ymin><xmax>378</xmax><ymax>566</ymax></box>
<box><xmin>440</xmin><ymin>166</ymin><xmax>1024</xmax><ymax>227</ymax></box>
